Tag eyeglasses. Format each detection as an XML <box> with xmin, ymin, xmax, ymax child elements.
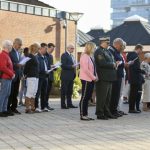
<box><xmin>70</xmin><ymin>48</ymin><xmax>75</xmax><ymax>49</ymax></box>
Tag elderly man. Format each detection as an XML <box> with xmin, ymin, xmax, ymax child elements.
<box><xmin>127</xmin><ymin>44</ymin><xmax>145</xmax><ymax>113</ymax></box>
<box><xmin>60</xmin><ymin>44</ymin><xmax>78</xmax><ymax>109</ymax></box>
<box><xmin>109</xmin><ymin>38</ymin><xmax>127</xmax><ymax>117</ymax></box>
<box><xmin>94</xmin><ymin>37</ymin><xmax>117</xmax><ymax>120</ymax></box>
<box><xmin>0</xmin><ymin>40</ymin><xmax>15</xmax><ymax>117</ymax></box>
<box><xmin>8</xmin><ymin>38</ymin><xmax>23</xmax><ymax>115</ymax></box>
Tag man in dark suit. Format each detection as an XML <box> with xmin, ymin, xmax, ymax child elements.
<box><xmin>45</xmin><ymin>43</ymin><xmax>55</xmax><ymax>111</ymax></box>
<box><xmin>35</xmin><ymin>43</ymin><xmax>49</xmax><ymax>112</ymax></box>
<box><xmin>60</xmin><ymin>44</ymin><xmax>77</xmax><ymax>109</ymax></box>
<box><xmin>94</xmin><ymin>37</ymin><xmax>117</xmax><ymax>120</ymax></box>
<box><xmin>8</xmin><ymin>38</ymin><xmax>23</xmax><ymax>115</ymax></box>
<box><xmin>127</xmin><ymin>44</ymin><xmax>145</xmax><ymax>113</ymax></box>
<box><xmin>109</xmin><ymin>38</ymin><xmax>125</xmax><ymax>117</ymax></box>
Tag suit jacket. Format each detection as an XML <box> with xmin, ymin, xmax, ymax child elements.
<box><xmin>127</xmin><ymin>51</ymin><xmax>145</xmax><ymax>84</ymax></box>
<box><xmin>79</xmin><ymin>53</ymin><xmax>96</xmax><ymax>82</ymax></box>
<box><xmin>9</xmin><ymin>48</ymin><xmax>22</xmax><ymax>82</ymax></box>
<box><xmin>45</xmin><ymin>53</ymin><xmax>54</xmax><ymax>81</ymax></box>
<box><xmin>109</xmin><ymin>46</ymin><xmax>124</xmax><ymax>79</ymax></box>
<box><xmin>94</xmin><ymin>46</ymin><xmax>117</xmax><ymax>82</ymax></box>
<box><xmin>61</xmin><ymin>52</ymin><xmax>76</xmax><ymax>81</ymax></box>
<box><xmin>36</xmin><ymin>53</ymin><xmax>48</xmax><ymax>78</ymax></box>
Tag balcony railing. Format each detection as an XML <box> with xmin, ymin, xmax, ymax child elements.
<box><xmin>0</xmin><ymin>0</ymin><xmax>73</xmax><ymax>20</ymax></box>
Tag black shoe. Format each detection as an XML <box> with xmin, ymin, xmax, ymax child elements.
<box><xmin>106</xmin><ymin>114</ymin><xmax>118</xmax><ymax>119</ymax></box>
<box><xmin>13</xmin><ymin>109</ymin><xmax>21</xmax><ymax>114</ymax></box>
<box><xmin>47</xmin><ymin>106</ymin><xmax>54</xmax><ymax>111</ymax></box>
<box><xmin>61</xmin><ymin>106</ymin><xmax>69</xmax><ymax>109</ymax></box>
<box><xmin>3</xmin><ymin>111</ymin><xmax>14</xmax><ymax>116</ymax></box>
<box><xmin>97</xmin><ymin>115</ymin><xmax>108</xmax><ymax>120</ymax></box>
<box><xmin>118</xmin><ymin>111</ymin><xmax>128</xmax><ymax>115</ymax></box>
<box><xmin>129</xmin><ymin>110</ymin><xmax>141</xmax><ymax>113</ymax></box>
<box><xmin>0</xmin><ymin>112</ymin><xmax>8</xmax><ymax>117</ymax></box>
<box><xmin>136</xmin><ymin>109</ymin><xmax>141</xmax><ymax>113</ymax></box>
<box><xmin>68</xmin><ymin>105</ymin><xmax>78</xmax><ymax>108</ymax></box>
<box><xmin>87</xmin><ymin>117</ymin><xmax>95</xmax><ymax>120</ymax></box>
<box><xmin>113</xmin><ymin>112</ymin><xmax>123</xmax><ymax>117</ymax></box>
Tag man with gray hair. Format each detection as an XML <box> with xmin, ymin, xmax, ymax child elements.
<box><xmin>8</xmin><ymin>38</ymin><xmax>23</xmax><ymax>115</ymax></box>
<box><xmin>60</xmin><ymin>44</ymin><xmax>78</xmax><ymax>109</ymax></box>
<box><xmin>0</xmin><ymin>40</ymin><xmax>15</xmax><ymax>117</ymax></box>
<box><xmin>109</xmin><ymin>38</ymin><xmax>127</xmax><ymax>117</ymax></box>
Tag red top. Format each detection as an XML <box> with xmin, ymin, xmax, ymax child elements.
<box><xmin>0</xmin><ymin>50</ymin><xmax>14</xmax><ymax>79</ymax></box>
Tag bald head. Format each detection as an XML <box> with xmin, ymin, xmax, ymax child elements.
<box><xmin>67</xmin><ymin>44</ymin><xmax>74</xmax><ymax>53</ymax></box>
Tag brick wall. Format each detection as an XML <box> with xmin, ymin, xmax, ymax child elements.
<box><xmin>0</xmin><ymin>10</ymin><xmax>76</xmax><ymax>59</ymax></box>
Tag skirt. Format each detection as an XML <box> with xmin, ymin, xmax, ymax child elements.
<box><xmin>143</xmin><ymin>79</ymin><xmax>150</xmax><ymax>102</ymax></box>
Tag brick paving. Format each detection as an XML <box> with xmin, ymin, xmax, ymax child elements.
<box><xmin>0</xmin><ymin>99</ymin><xmax>150</xmax><ymax>150</ymax></box>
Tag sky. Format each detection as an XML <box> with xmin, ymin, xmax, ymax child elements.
<box><xmin>41</xmin><ymin>0</ymin><xmax>111</xmax><ymax>32</ymax></box>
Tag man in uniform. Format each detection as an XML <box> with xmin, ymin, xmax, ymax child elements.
<box><xmin>94</xmin><ymin>37</ymin><xmax>117</xmax><ymax>120</ymax></box>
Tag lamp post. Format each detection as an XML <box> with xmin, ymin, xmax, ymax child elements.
<box><xmin>69</xmin><ymin>12</ymin><xmax>83</xmax><ymax>61</ymax></box>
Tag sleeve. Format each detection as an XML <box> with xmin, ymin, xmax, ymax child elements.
<box><xmin>80</xmin><ymin>55</ymin><xmax>96</xmax><ymax>81</ymax></box>
<box><xmin>61</xmin><ymin>54</ymin><xmax>73</xmax><ymax>70</ymax></box>
<box><xmin>0</xmin><ymin>56</ymin><xmax>14</xmax><ymax>78</ymax></box>
<box><xmin>94</xmin><ymin>51</ymin><xmax>115</xmax><ymax>69</ymax></box>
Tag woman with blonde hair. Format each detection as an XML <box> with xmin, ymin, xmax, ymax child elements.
<box><xmin>141</xmin><ymin>53</ymin><xmax>150</xmax><ymax>111</ymax></box>
<box><xmin>23</xmin><ymin>43</ymin><xmax>40</xmax><ymax>113</ymax></box>
<box><xmin>79</xmin><ymin>42</ymin><xmax>98</xmax><ymax>121</ymax></box>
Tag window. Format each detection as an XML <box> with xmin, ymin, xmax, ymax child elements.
<box><xmin>1</xmin><ymin>1</ymin><xmax>9</xmax><ymax>10</ymax></box>
<box><xmin>50</xmin><ymin>9</ymin><xmax>57</xmax><ymax>17</ymax></box>
<box><xmin>43</xmin><ymin>8</ymin><xmax>49</xmax><ymax>16</ymax></box>
<box><xmin>18</xmin><ymin>4</ymin><xmax>26</xmax><ymax>13</ymax></box>
<box><xmin>10</xmin><ymin>3</ymin><xmax>17</xmax><ymax>11</ymax></box>
<box><xmin>27</xmin><ymin>6</ymin><xmax>34</xmax><ymax>14</ymax></box>
<box><xmin>35</xmin><ymin>7</ymin><xmax>42</xmax><ymax>15</ymax></box>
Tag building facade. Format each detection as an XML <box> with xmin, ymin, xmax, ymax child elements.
<box><xmin>111</xmin><ymin>0</ymin><xmax>150</xmax><ymax>28</ymax></box>
<box><xmin>0</xmin><ymin>0</ymin><xmax>77</xmax><ymax>59</ymax></box>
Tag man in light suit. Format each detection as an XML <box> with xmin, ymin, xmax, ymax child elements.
<box><xmin>8</xmin><ymin>38</ymin><xmax>23</xmax><ymax>115</ymax></box>
<box><xmin>60</xmin><ymin>44</ymin><xmax>78</xmax><ymax>109</ymax></box>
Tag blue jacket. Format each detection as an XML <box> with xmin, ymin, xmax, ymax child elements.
<box><xmin>109</xmin><ymin>46</ymin><xmax>124</xmax><ymax>79</ymax></box>
<box><xmin>36</xmin><ymin>53</ymin><xmax>48</xmax><ymax>78</ymax></box>
<box><xmin>9</xmin><ymin>48</ymin><xmax>22</xmax><ymax>82</ymax></box>
<box><xmin>127</xmin><ymin>51</ymin><xmax>145</xmax><ymax>84</ymax></box>
<box><xmin>45</xmin><ymin>52</ymin><xmax>54</xmax><ymax>81</ymax></box>
<box><xmin>61</xmin><ymin>52</ymin><xmax>76</xmax><ymax>81</ymax></box>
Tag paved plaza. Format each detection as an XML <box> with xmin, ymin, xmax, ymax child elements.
<box><xmin>0</xmin><ymin>99</ymin><xmax>150</xmax><ymax>150</ymax></box>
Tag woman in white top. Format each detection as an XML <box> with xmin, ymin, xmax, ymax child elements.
<box><xmin>141</xmin><ymin>53</ymin><xmax>150</xmax><ymax>111</ymax></box>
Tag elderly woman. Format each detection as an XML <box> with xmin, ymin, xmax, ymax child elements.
<box><xmin>24</xmin><ymin>43</ymin><xmax>40</xmax><ymax>113</ymax></box>
<box><xmin>79</xmin><ymin>42</ymin><xmax>97</xmax><ymax>121</ymax></box>
<box><xmin>141</xmin><ymin>53</ymin><xmax>150</xmax><ymax>111</ymax></box>
<box><xmin>0</xmin><ymin>40</ymin><xmax>15</xmax><ymax>117</ymax></box>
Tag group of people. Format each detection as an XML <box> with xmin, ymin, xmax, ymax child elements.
<box><xmin>0</xmin><ymin>39</ymin><xmax>57</xmax><ymax>117</ymax></box>
<box><xmin>79</xmin><ymin>37</ymin><xmax>150</xmax><ymax>121</ymax></box>
<box><xmin>0</xmin><ymin>37</ymin><xmax>150</xmax><ymax>121</ymax></box>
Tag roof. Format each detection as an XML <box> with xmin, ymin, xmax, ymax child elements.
<box><xmin>124</xmin><ymin>15</ymin><xmax>148</xmax><ymax>23</ymax></box>
<box><xmin>77</xmin><ymin>30</ymin><xmax>94</xmax><ymax>46</ymax></box>
<box><xmin>91</xmin><ymin>18</ymin><xmax>150</xmax><ymax>46</ymax></box>
<box><xmin>8</xmin><ymin>0</ymin><xmax>55</xmax><ymax>8</ymax></box>
<box><xmin>87</xmin><ymin>29</ymin><xmax>107</xmax><ymax>39</ymax></box>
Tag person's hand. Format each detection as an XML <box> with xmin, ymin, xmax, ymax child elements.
<box><xmin>16</xmin><ymin>64</ymin><xmax>23</xmax><ymax>68</ymax></box>
<box><xmin>128</xmin><ymin>61</ymin><xmax>134</xmax><ymax>65</ymax></box>
<box><xmin>12</xmin><ymin>74</ymin><xmax>15</xmax><ymax>79</ymax></box>
<box><xmin>94</xmin><ymin>77</ymin><xmax>99</xmax><ymax>82</ymax></box>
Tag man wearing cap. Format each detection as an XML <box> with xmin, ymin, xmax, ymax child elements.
<box><xmin>94</xmin><ymin>37</ymin><xmax>117</xmax><ymax>120</ymax></box>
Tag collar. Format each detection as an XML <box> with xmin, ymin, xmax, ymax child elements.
<box><xmin>66</xmin><ymin>51</ymin><xmax>71</xmax><ymax>55</ymax></box>
<box><xmin>2</xmin><ymin>50</ymin><xmax>9</xmax><ymax>55</ymax></box>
